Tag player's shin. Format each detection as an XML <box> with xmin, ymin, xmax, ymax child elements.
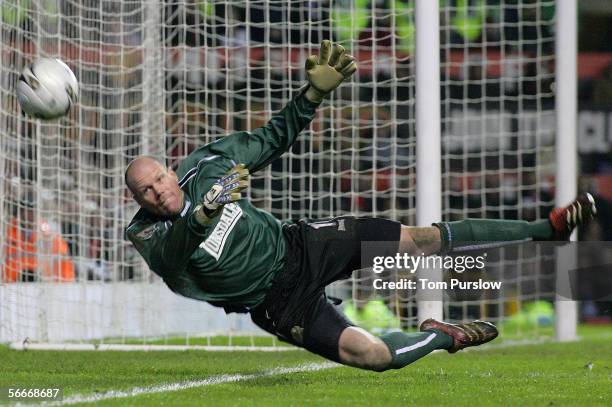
<box><xmin>379</xmin><ymin>331</ymin><xmax>453</xmax><ymax>370</ymax></box>
<box><xmin>433</xmin><ymin>218</ymin><xmax>553</xmax><ymax>254</ymax></box>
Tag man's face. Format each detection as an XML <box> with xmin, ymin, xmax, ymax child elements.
<box><xmin>128</xmin><ymin>159</ymin><xmax>184</xmax><ymax>217</ymax></box>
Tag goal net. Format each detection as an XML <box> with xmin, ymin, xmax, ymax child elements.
<box><xmin>439</xmin><ymin>0</ymin><xmax>557</xmax><ymax>339</ymax></box>
<box><xmin>341</xmin><ymin>0</ymin><xmax>559</xmax><ymax>339</ymax></box>
<box><xmin>0</xmin><ymin>0</ymin><xmax>561</xmax><ymax>348</ymax></box>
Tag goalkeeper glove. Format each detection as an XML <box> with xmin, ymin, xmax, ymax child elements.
<box><xmin>305</xmin><ymin>40</ymin><xmax>358</xmax><ymax>104</ymax></box>
<box><xmin>194</xmin><ymin>163</ymin><xmax>249</xmax><ymax>224</ymax></box>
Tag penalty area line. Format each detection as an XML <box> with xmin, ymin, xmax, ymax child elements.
<box><xmin>49</xmin><ymin>362</ymin><xmax>339</xmax><ymax>406</ymax></box>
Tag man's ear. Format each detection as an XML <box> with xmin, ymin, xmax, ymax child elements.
<box><xmin>131</xmin><ymin>191</ymin><xmax>143</xmax><ymax>206</ymax></box>
<box><xmin>125</xmin><ymin>181</ymin><xmax>136</xmax><ymax>200</ymax></box>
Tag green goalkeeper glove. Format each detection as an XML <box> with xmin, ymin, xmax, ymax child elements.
<box><xmin>194</xmin><ymin>163</ymin><xmax>249</xmax><ymax>224</ymax></box>
<box><xmin>304</xmin><ymin>40</ymin><xmax>358</xmax><ymax>104</ymax></box>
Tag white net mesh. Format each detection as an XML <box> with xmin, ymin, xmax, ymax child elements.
<box><xmin>335</xmin><ymin>0</ymin><xmax>559</xmax><ymax>338</ymax></box>
<box><xmin>1</xmin><ymin>1</ymin><xmax>561</xmax><ymax>346</ymax></box>
<box><xmin>438</xmin><ymin>0</ymin><xmax>557</xmax><ymax>336</ymax></box>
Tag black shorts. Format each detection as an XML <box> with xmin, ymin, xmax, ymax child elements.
<box><xmin>250</xmin><ymin>216</ymin><xmax>401</xmax><ymax>362</ymax></box>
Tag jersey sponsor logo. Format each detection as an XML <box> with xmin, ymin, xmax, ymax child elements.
<box><xmin>200</xmin><ymin>203</ymin><xmax>243</xmax><ymax>260</ymax></box>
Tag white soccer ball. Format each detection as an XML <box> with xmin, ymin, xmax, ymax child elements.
<box><xmin>16</xmin><ymin>58</ymin><xmax>78</xmax><ymax>120</ymax></box>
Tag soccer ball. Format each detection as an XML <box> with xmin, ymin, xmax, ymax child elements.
<box><xmin>16</xmin><ymin>58</ymin><xmax>78</xmax><ymax>120</ymax></box>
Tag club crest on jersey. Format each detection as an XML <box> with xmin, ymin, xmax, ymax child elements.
<box><xmin>134</xmin><ymin>224</ymin><xmax>158</xmax><ymax>240</ymax></box>
<box><xmin>201</xmin><ymin>203</ymin><xmax>243</xmax><ymax>260</ymax></box>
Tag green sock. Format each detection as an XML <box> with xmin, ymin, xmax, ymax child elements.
<box><xmin>435</xmin><ymin>219</ymin><xmax>553</xmax><ymax>253</ymax></box>
<box><xmin>380</xmin><ymin>330</ymin><xmax>453</xmax><ymax>370</ymax></box>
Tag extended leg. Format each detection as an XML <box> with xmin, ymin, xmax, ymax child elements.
<box><xmin>337</xmin><ymin>318</ymin><xmax>498</xmax><ymax>371</ymax></box>
<box><xmin>338</xmin><ymin>326</ymin><xmax>451</xmax><ymax>371</ymax></box>
<box><xmin>398</xmin><ymin>193</ymin><xmax>597</xmax><ymax>256</ymax></box>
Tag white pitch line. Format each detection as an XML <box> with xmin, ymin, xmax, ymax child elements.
<box><xmin>26</xmin><ymin>337</ymin><xmax>581</xmax><ymax>406</ymax></box>
<box><xmin>45</xmin><ymin>362</ymin><xmax>338</xmax><ymax>406</ymax></box>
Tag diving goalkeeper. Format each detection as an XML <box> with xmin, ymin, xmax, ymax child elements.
<box><xmin>125</xmin><ymin>40</ymin><xmax>596</xmax><ymax>371</ymax></box>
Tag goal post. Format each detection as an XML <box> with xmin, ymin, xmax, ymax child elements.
<box><xmin>554</xmin><ymin>0</ymin><xmax>578</xmax><ymax>342</ymax></box>
<box><xmin>0</xmin><ymin>1</ymin><xmax>578</xmax><ymax>349</ymax></box>
<box><xmin>415</xmin><ymin>0</ymin><xmax>443</xmax><ymax>324</ymax></box>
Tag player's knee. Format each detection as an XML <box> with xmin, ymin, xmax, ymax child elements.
<box><xmin>362</xmin><ymin>341</ymin><xmax>393</xmax><ymax>372</ymax></box>
<box><xmin>339</xmin><ymin>328</ymin><xmax>392</xmax><ymax>371</ymax></box>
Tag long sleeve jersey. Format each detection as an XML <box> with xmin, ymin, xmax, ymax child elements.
<box><xmin>126</xmin><ymin>94</ymin><xmax>318</xmax><ymax>310</ymax></box>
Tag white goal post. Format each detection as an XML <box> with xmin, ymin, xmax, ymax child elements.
<box><xmin>0</xmin><ymin>0</ymin><xmax>577</xmax><ymax>348</ymax></box>
<box><xmin>554</xmin><ymin>0</ymin><xmax>578</xmax><ymax>341</ymax></box>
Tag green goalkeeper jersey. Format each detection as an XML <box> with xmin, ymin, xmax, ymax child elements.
<box><xmin>126</xmin><ymin>94</ymin><xmax>318</xmax><ymax>310</ymax></box>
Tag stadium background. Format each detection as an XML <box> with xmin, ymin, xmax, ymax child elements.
<box><xmin>0</xmin><ymin>0</ymin><xmax>611</xmax><ymax>346</ymax></box>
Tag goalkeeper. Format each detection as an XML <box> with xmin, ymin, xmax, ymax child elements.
<box><xmin>125</xmin><ymin>40</ymin><xmax>596</xmax><ymax>371</ymax></box>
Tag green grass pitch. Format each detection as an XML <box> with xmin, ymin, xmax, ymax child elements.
<box><xmin>1</xmin><ymin>326</ymin><xmax>611</xmax><ymax>406</ymax></box>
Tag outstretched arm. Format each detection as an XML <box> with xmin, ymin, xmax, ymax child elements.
<box><xmin>207</xmin><ymin>40</ymin><xmax>357</xmax><ymax>173</ymax></box>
